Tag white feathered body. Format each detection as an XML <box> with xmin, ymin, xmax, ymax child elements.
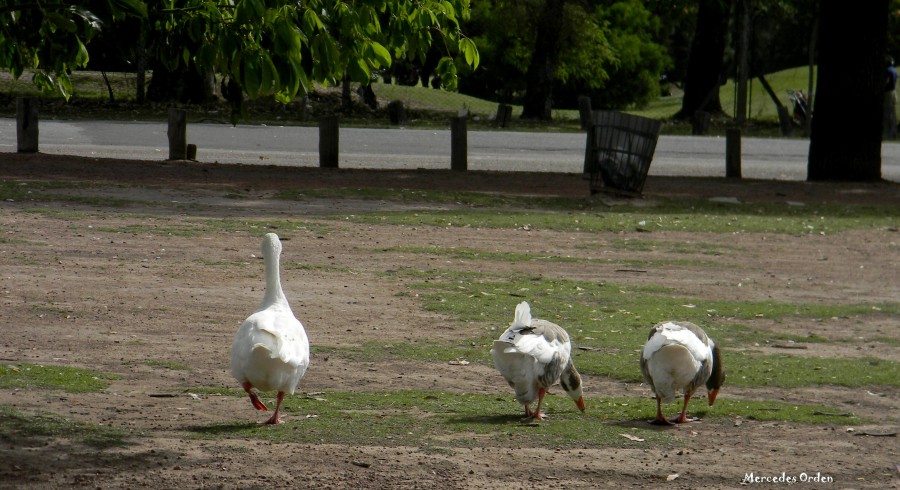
<box><xmin>231</xmin><ymin>233</ymin><xmax>310</xmax><ymax>397</ymax></box>
<box><xmin>640</xmin><ymin>321</ymin><xmax>714</xmax><ymax>404</ymax></box>
<box><xmin>492</xmin><ymin>302</ymin><xmax>573</xmax><ymax>406</ymax></box>
<box><xmin>231</xmin><ymin>302</ymin><xmax>309</xmax><ymax>394</ymax></box>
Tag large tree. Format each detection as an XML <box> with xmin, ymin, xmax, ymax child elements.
<box><xmin>521</xmin><ymin>0</ymin><xmax>567</xmax><ymax>119</ymax></box>
<box><xmin>462</xmin><ymin>0</ymin><xmax>665</xmax><ymax>117</ymax></box>
<box><xmin>146</xmin><ymin>0</ymin><xmax>477</xmax><ymax>119</ymax></box>
<box><xmin>1</xmin><ymin>1</ymin><xmax>477</xmax><ymax>120</ymax></box>
<box><xmin>807</xmin><ymin>1</ymin><xmax>887</xmax><ymax>181</ymax></box>
<box><xmin>674</xmin><ymin>0</ymin><xmax>732</xmax><ymax>119</ymax></box>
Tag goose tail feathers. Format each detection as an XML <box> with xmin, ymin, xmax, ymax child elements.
<box><xmin>513</xmin><ymin>301</ymin><xmax>532</xmax><ymax>329</ymax></box>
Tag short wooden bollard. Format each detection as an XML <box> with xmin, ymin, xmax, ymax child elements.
<box><xmin>16</xmin><ymin>97</ymin><xmax>40</xmax><ymax>153</ymax></box>
<box><xmin>726</xmin><ymin>128</ymin><xmax>742</xmax><ymax>178</ymax></box>
<box><xmin>451</xmin><ymin>116</ymin><xmax>467</xmax><ymax>171</ymax></box>
<box><xmin>319</xmin><ymin>115</ymin><xmax>339</xmax><ymax>168</ymax></box>
<box><xmin>167</xmin><ymin>108</ymin><xmax>187</xmax><ymax>160</ymax></box>
<box><xmin>692</xmin><ymin>111</ymin><xmax>711</xmax><ymax>135</ymax></box>
<box><xmin>496</xmin><ymin>103</ymin><xmax>512</xmax><ymax>128</ymax></box>
<box><xmin>186</xmin><ymin>144</ymin><xmax>198</xmax><ymax>161</ymax></box>
<box><xmin>577</xmin><ymin>96</ymin><xmax>592</xmax><ymax>131</ymax></box>
<box><xmin>387</xmin><ymin>100</ymin><xmax>407</xmax><ymax>126</ymax></box>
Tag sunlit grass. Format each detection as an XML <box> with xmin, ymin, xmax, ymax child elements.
<box><xmin>343</xmin><ymin>205</ymin><xmax>896</xmax><ymax>234</ymax></box>
<box><xmin>0</xmin><ymin>364</ymin><xmax>118</xmax><ymax>393</ymax></box>
<box><xmin>143</xmin><ymin>360</ymin><xmax>191</xmax><ymax>371</ymax></box>
<box><xmin>186</xmin><ymin>389</ymin><xmax>856</xmax><ymax>448</ymax></box>
<box><xmin>339</xmin><ymin>269</ymin><xmax>900</xmax><ymax>390</ymax></box>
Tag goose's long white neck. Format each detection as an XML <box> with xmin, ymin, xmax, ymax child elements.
<box><xmin>260</xmin><ymin>234</ymin><xmax>289</xmax><ymax>309</ymax></box>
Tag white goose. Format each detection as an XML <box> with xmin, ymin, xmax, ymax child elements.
<box><xmin>640</xmin><ymin>321</ymin><xmax>724</xmax><ymax>425</ymax></box>
<box><xmin>231</xmin><ymin>233</ymin><xmax>310</xmax><ymax>424</ymax></box>
<box><xmin>491</xmin><ymin>301</ymin><xmax>586</xmax><ymax>420</ymax></box>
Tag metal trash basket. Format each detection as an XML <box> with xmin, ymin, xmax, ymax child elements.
<box><xmin>584</xmin><ymin>111</ymin><xmax>662</xmax><ymax>195</ymax></box>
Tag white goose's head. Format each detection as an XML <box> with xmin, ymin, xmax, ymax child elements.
<box><xmin>262</xmin><ymin>232</ymin><xmax>283</xmax><ymax>258</ymax></box>
<box><xmin>560</xmin><ymin>363</ymin><xmax>586</xmax><ymax>413</ymax></box>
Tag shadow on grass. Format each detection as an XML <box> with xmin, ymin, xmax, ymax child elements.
<box><xmin>186</xmin><ymin>421</ymin><xmax>269</xmax><ymax>435</ymax></box>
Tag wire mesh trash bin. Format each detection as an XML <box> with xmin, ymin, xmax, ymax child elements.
<box><xmin>584</xmin><ymin>111</ymin><xmax>662</xmax><ymax>196</ymax></box>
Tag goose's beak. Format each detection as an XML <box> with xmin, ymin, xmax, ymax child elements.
<box><xmin>708</xmin><ymin>388</ymin><xmax>720</xmax><ymax>406</ymax></box>
<box><xmin>575</xmin><ymin>396</ymin><xmax>586</xmax><ymax>412</ymax></box>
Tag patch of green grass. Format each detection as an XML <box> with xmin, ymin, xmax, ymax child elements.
<box><xmin>197</xmin><ymin>258</ymin><xmax>252</xmax><ymax>267</ymax></box>
<box><xmin>381</xmin><ymin>244</ymin><xmax>726</xmax><ymax>269</ymax></box>
<box><xmin>366</xmin><ymin>269</ymin><xmax>900</xmax><ymax>390</ymax></box>
<box><xmin>0</xmin><ymin>363</ymin><xmax>118</xmax><ymax>393</ymax></box>
<box><xmin>725</xmin><ymin>353</ymin><xmax>897</xmax><ymax>388</ymax></box>
<box><xmin>92</xmin><ymin>217</ymin><xmax>328</xmax><ymax>238</ymax></box>
<box><xmin>379</xmin><ymin>245</ymin><xmax>584</xmax><ymax>263</ymax></box>
<box><xmin>186</xmin><ymin>389</ymin><xmax>857</xmax><ymax>449</ymax></box>
<box><xmin>283</xmin><ymin>262</ymin><xmax>354</xmax><ymax>273</ymax></box>
<box><xmin>339</xmin><ymin>199</ymin><xmax>897</xmax><ymax>234</ymax></box>
<box><xmin>143</xmin><ymin>360</ymin><xmax>191</xmax><ymax>371</ymax></box>
<box><xmin>389</xmin><ymin>270</ymin><xmax>900</xmax><ymax>332</ymax></box>
<box><xmin>604</xmin><ymin>238</ymin><xmax>739</xmax><ymax>256</ymax></box>
<box><xmin>189</xmin><ymin>389</ymin><xmax>671</xmax><ymax>448</ymax></box>
<box><xmin>0</xmin><ymin>406</ymin><xmax>131</xmax><ymax>448</ymax></box>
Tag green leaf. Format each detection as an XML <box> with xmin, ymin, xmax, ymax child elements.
<box><xmin>47</xmin><ymin>12</ymin><xmax>78</xmax><ymax>34</ymax></box>
<box><xmin>436</xmin><ymin>57</ymin><xmax>458</xmax><ymax>91</ymax></box>
<box><xmin>197</xmin><ymin>44</ymin><xmax>218</xmax><ymax>71</ymax></box>
<box><xmin>458</xmin><ymin>38</ymin><xmax>479</xmax><ymax>69</ymax></box>
<box><xmin>302</xmin><ymin>9</ymin><xmax>325</xmax><ymax>32</ymax></box>
<box><xmin>74</xmin><ymin>38</ymin><xmax>90</xmax><ymax>68</ymax></box>
<box><xmin>109</xmin><ymin>0</ymin><xmax>148</xmax><ymax>18</ymax></box>
<box><xmin>69</xmin><ymin>6</ymin><xmax>103</xmax><ymax>31</ymax></box>
<box><xmin>347</xmin><ymin>57</ymin><xmax>371</xmax><ymax>83</ymax></box>
<box><xmin>243</xmin><ymin>56</ymin><xmax>261</xmax><ymax>98</ymax></box>
<box><xmin>274</xmin><ymin>18</ymin><xmax>302</xmax><ymax>56</ymax></box>
<box><xmin>367</xmin><ymin>42</ymin><xmax>391</xmax><ymax>68</ymax></box>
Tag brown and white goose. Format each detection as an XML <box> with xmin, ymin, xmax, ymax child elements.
<box><xmin>640</xmin><ymin>321</ymin><xmax>724</xmax><ymax>425</ymax></box>
<box><xmin>231</xmin><ymin>233</ymin><xmax>310</xmax><ymax>424</ymax></box>
<box><xmin>491</xmin><ymin>301</ymin><xmax>586</xmax><ymax>420</ymax></box>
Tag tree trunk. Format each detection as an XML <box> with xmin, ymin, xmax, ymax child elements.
<box><xmin>675</xmin><ymin>0</ymin><xmax>732</xmax><ymax>120</ymax></box>
<box><xmin>521</xmin><ymin>0</ymin><xmax>566</xmax><ymax>120</ymax></box>
<box><xmin>147</xmin><ymin>61</ymin><xmax>216</xmax><ymax>104</ymax></box>
<box><xmin>135</xmin><ymin>21</ymin><xmax>147</xmax><ymax>104</ymax></box>
<box><xmin>807</xmin><ymin>1</ymin><xmax>886</xmax><ymax>181</ymax></box>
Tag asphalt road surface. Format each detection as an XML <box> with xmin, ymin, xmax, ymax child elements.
<box><xmin>2</xmin><ymin>118</ymin><xmax>899</xmax><ymax>182</ymax></box>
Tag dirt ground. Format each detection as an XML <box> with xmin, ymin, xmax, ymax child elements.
<box><xmin>0</xmin><ymin>153</ymin><xmax>898</xmax><ymax>489</ymax></box>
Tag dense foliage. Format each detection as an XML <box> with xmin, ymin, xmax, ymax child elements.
<box><xmin>0</xmin><ymin>0</ymin><xmax>478</xmax><ymax>120</ymax></box>
<box><xmin>0</xmin><ymin>0</ymin><xmax>146</xmax><ymax>97</ymax></box>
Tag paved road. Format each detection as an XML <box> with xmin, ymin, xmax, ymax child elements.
<box><xmin>2</xmin><ymin>118</ymin><xmax>899</xmax><ymax>182</ymax></box>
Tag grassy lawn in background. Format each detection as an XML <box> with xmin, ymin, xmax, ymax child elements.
<box><xmin>1</xmin><ymin>66</ymin><xmax>816</xmax><ymax>135</ymax></box>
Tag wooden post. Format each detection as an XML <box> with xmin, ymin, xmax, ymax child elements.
<box><xmin>186</xmin><ymin>144</ymin><xmax>198</xmax><ymax>161</ymax></box>
<box><xmin>734</xmin><ymin>0</ymin><xmax>751</xmax><ymax>125</ymax></box>
<box><xmin>726</xmin><ymin>128</ymin><xmax>742</xmax><ymax>178</ymax></box>
<box><xmin>388</xmin><ymin>100</ymin><xmax>407</xmax><ymax>125</ymax></box>
<box><xmin>451</xmin><ymin>116</ymin><xmax>467</xmax><ymax>171</ymax></box>
<box><xmin>691</xmin><ymin>111</ymin><xmax>711</xmax><ymax>135</ymax></box>
<box><xmin>167</xmin><ymin>108</ymin><xmax>187</xmax><ymax>160</ymax></box>
<box><xmin>319</xmin><ymin>115</ymin><xmax>339</xmax><ymax>168</ymax></box>
<box><xmin>577</xmin><ymin>96</ymin><xmax>592</xmax><ymax>130</ymax></box>
<box><xmin>496</xmin><ymin>104</ymin><xmax>512</xmax><ymax>128</ymax></box>
<box><xmin>16</xmin><ymin>97</ymin><xmax>40</xmax><ymax>153</ymax></box>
